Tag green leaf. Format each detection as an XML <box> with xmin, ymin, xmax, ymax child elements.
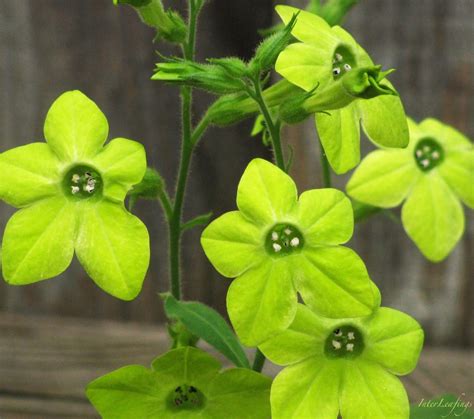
<box><xmin>259</xmin><ymin>304</ymin><xmax>326</xmax><ymax>366</ymax></box>
<box><xmin>2</xmin><ymin>197</ymin><xmax>76</xmax><ymax>284</ymax></box>
<box><xmin>227</xmin><ymin>259</ymin><xmax>297</xmax><ymax>346</ymax></box>
<box><xmin>270</xmin><ymin>358</ymin><xmax>341</xmax><ymax>419</ymax></box>
<box><xmin>44</xmin><ymin>90</ymin><xmax>108</xmax><ymax>162</ymax></box>
<box><xmin>201</xmin><ymin>210</ymin><xmax>264</xmax><ymax>278</ymax></box>
<box><xmin>358</xmin><ymin>92</ymin><xmax>410</xmax><ymax>148</ymax></box>
<box><xmin>298</xmin><ymin>246</ymin><xmax>380</xmax><ymax>318</ymax></box>
<box><xmin>181</xmin><ymin>212</ymin><xmax>213</xmax><ymax>232</ymax></box>
<box><xmin>439</xmin><ymin>149</ymin><xmax>474</xmax><ymax>208</ymax></box>
<box><xmin>410</xmin><ymin>394</ymin><xmax>474</xmax><ymax>418</ymax></box>
<box><xmin>75</xmin><ymin>200</ymin><xmax>150</xmax><ymax>300</ymax></box>
<box><xmin>346</xmin><ymin>149</ymin><xmax>420</xmax><ymax>208</ymax></box>
<box><xmin>315</xmin><ymin>103</ymin><xmax>361</xmax><ymax>174</ymax></box>
<box><xmin>86</xmin><ymin>365</ymin><xmax>166</xmax><ymax>419</ymax></box>
<box><xmin>92</xmin><ymin>138</ymin><xmax>147</xmax><ymax>201</ymax></box>
<box><xmin>340</xmin><ymin>360</ymin><xmax>409</xmax><ymax>419</ymax></box>
<box><xmin>163</xmin><ymin>294</ymin><xmax>250</xmax><ymax>369</ymax></box>
<box><xmin>402</xmin><ymin>173</ymin><xmax>464</xmax><ymax>262</ymax></box>
<box><xmin>237</xmin><ymin>158</ymin><xmax>298</xmax><ymax>226</ymax></box>
<box><xmin>275</xmin><ymin>42</ymin><xmax>332</xmax><ymax>92</ymax></box>
<box><xmin>363</xmin><ymin>307</ymin><xmax>424</xmax><ymax>375</ymax></box>
<box><xmin>206</xmin><ymin>368</ymin><xmax>272</xmax><ymax>419</ymax></box>
<box><xmin>0</xmin><ymin>143</ymin><xmax>61</xmax><ymax>208</ymax></box>
<box><xmin>297</xmin><ymin>188</ymin><xmax>354</xmax><ymax>246</ymax></box>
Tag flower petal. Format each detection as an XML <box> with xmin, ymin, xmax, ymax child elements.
<box><xmin>439</xmin><ymin>149</ymin><xmax>474</xmax><ymax>209</ymax></box>
<box><xmin>340</xmin><ymin>360</ymin><xmax>409</xmax><ymax>419</ymax></box>
<box><xmin>227</xmin><ymin>259</ymin><xmax>297</xmax><ymax>346</ymax></box>
<box><xmin>276</xmin><ymin>5</ymin><xmax>339</xmax><ymax>50</ymax></box>
<box><xmin>201</xmin><ymin>211</ymin><xmax>264</xmax><ymax>278</ymax></box>
<box><xmin>92</xmin><ymin>138</ymin><xmax>147</xmax><ymax>202</ymax></box>
<box><xmin>86</xmin><ymin>365</ymin><xmax>167</xmax><ymax>419</ymax></box>
<box><xmin>358</xmin><ymin>92</ymin><xmax>410</xmax><ymax>148</ymax></box>
<box><xmin>259</xmin><ymin>304</ymin><xmax>327</xmax><ymax>366</ymax></box>
<box><xmin>315</xmin><ymin>103</ymin><xmax>361</xmax><ymax>174</ymax></box>
<box><xmin>237</xmin><ymin>158</ymin><xmax>298</xmax><ymax>226</ymax></box>
<box><xmin>2</xmin><ymin>196</ymin><xmax>76</xmax><ymax>284</ymax></box>
<box><xmin>401</xmin><ymin>173</ymin><xmax>464</xmax><ymax>262</ymax></box>
<box><xmin>346</xmin><ymin>149</ymin><xmax>419</xmax><ymax>208</ymax></box>
<box><xmin>419</xmin><ymin>118</ymin><xmax>472</xmax><ymax>150</ymax></box>
<box><xmin>270</xmin><ymin>358</ymin><xmax>341</xmax><ymax>419</ymax></box>
<box><xmin>44</xmin><ymin>90</ymin><xmax>108</xmax><ymax>161</ymax></box>
<box><xmin>0</xmin><ymin>143</ymin><xmax>61</xmax><ymax>207</ymax></box>
<box><xmin>275</xmin><ymin>42</ymin><xmax>332</xmax><ymax>92</ymax></box>
<box><xmin>363</xmin><ymin>307</ymin><xmax>424</xmax><ymax>375</ymax></box>
<box><xmin>206</xmin><ymin>369</ymin><xmax>271</xmax><ymax>419</ymax></box>
<box><xmin>297</xmin><ymin>246</ymin><xmax>380</xmax><ymax>318</ymax></box>
<box><xmin>297</xmin><ymin>188</ymin><xmax>354</xmax><ymax>246</ymax></box>
<box><xmin>75</xmin><ymin>200</ymin><xmax>150</xmax><ymax>300</ymax></box>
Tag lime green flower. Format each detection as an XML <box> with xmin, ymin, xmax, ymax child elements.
<box><xmin>87</xmin><ymin>346</ymin><xmax>271</xmax><ymax>419</ymax></box>
<box><xmin>201</xmin><ymin>158</ymin><xmax>380</xmax><ymax>346</ymax></box>
<box><xmin>0</xmin><ymin>91</ymin><xmax>150</xmax><ymax>300</ymax></box>
<box><xmin>276</xmin><ymin>5</ymin><xmax>409</xmax><ymax>174</ymax></box>
<box><xmin>260</xmin><ymin>304</ymin><xmax>424</xmax><ymax>419</ymax></box>
<box><xmin>347</xmin><ymin>118</ymin><xmax>473</xmax><ymax>261</ymax></box>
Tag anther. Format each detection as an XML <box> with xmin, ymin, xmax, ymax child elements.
<box><xmin>335</xmin><ymin>53</ymin><xmax>343</xmax><ymax>62</ymax></box>
<box><xmin>271</xmin><ymin>232</ymin><xmax>279</xmax><ymax>241</ymax></box>
<box><xmin>346</xmin><ymin>343</ymin><xmax>354</xmax><ymax>352</ymax></box>
<box><xmin>348</xmin><ymin>332</ymin><xmax>355</xmax><ymax>340</ymax></box>
<box><xmin>71</xmin><ymin>186</ymin><xmax>80</xmax><ymax>194</ymax></box>
<box><xmin>273</xmin><ymin>243</ymin><xmax>282</xmax><ymax>252</ymax></box>
<box><xmin>416</xmin><ymin>150</ymin><xmax>423</xmax><ymax>157</ymax></box>
<box><xmin>344</xmin><ymin>63</ymin><xmax>352</xmax><ymax>71</ymax></box>
<box><xmin>72</xmin><ymin>174</ymin><xmax>80</xmax><ymax>183</ymax></box>
<box><xmin>334</xmin><ymin>329</ymin><xmax>342</xmax><ymax>337</ymax></box>
<box><xmin>284</xmin><ymin>228</ymin><xmax>291</xmax><ymax>236</ymax></box>
<box><xmin>333</xmin><ymin>67</ymin><xmax>341</xmax><ymax>76</ymax></box>
<box><xmin>432</xmin><ymin>151</ymin><xmax>440</xmax><ymax>159</ymax></box>
<box><xmin>421</xmin><ymin>159</ymin><xmax>430</xmax><ymax>168</ymax></box>
<box><xmin>290</xmin><ymin>237</ymin><xmax>300</xmax><ymax>247</ymax></box>
<box><xmin>332</xmin><ymin>340</ymin><xmax>342</xmax><ymax>350</ymax></box>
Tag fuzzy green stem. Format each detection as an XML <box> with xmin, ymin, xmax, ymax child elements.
<box><xmin>251</xmin><ymin>77</ymin><xmax>286</xmax><ymax>171</ymax></box>
<box><xmin>252</xmin><ymin>349</ymin><xmax>266</xmax><ymax>373</ymax></box>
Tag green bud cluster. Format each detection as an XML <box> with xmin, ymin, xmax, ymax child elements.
<box><xmin>127</xmin><ymin>167</ymin><xmax>165</xmax><ymax>204</ymax></box>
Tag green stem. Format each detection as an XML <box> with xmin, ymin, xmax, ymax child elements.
<box><xmin>168</xmin><ymin>0</ymin><xmax>200</xmax><ymax>300</ymax></box>
<box><xmin>252</xmin><ymin>349</ymin><xmax>266</xmax><ymax>373</ymax></box>
<box><xmin>319</xmin><ymin>139</ymin><xmax>332</xmax><ymax>188</ymax></box>
<box><xmin>251</xmin><ymin>77</ymin><xmax>286</xmax><ymax>171</ymax></box>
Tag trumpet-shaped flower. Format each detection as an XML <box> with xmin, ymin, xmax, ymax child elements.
<box><xmin>87</xmin><ymin>346</ymin><xmax>271</xmax><ymax>418</ymax></box>
<box><xmin>259</xmin><ymin>304</ymin><xmax>424</xmax><ymax>419</ymax></box>
<box><xmin>276</xmin><ymin>5</ymin><xmax>409</xmax><ymax>174</ymax></box>
<box><xmin>347</xmin><ymin>118</ymin><xmax>473</xmax><ymax>261</ymax></box>
<box><xmin>201</xmin><ymin>158</ymin><xmax>380</xmax><ymax>346</ymax></box>
<box><xmin>0</xmin><ymin>91</ymin><xmax>150</xmax><ymax>300</ymax></box>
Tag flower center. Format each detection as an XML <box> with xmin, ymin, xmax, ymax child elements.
<box><xmin>62</xmin><ymin>164</ymin><xmax>103</xmax><ymax>199</ymax></box>
<box><xmin>167</xmin><ymin>384</ymin><xmax>206</xmax><ymax>411</ymax></box>
<box><xmin>265</xmin><ymin>223</ymin><xmax>304</xmax><ymax>257</ymax></box>
<box><xmin>414</xmin><ymin>137</ymin><xmax>444</xmax><ymax>172</ymax></box>
<box><xmin>324</xmin><ymin>325</ymin><xmax>364</xmax><ymax>359</ymax></box>
<box><xmin>332</xmin><ymin>44</ymin><xmax>357</xmax><ymax>80</ymax></box>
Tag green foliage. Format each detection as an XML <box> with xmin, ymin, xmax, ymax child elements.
<box><xmin>87</xmin><ymin>347</ymin><xmax>271</xmax><ymax>418</ymax></box>
<box><xmin>0</xmin><ymin>91</ymin><xmax>150</xmax><ymax>300</ymax></box>
<box><xmin>347</xmin><ymin>117</ymin><xmax>473</xmax><ymax>261</ymax></box>
<box><xmin>163</xmin><ymin>294</ymin><xmax>250</xmax><ymax>368</ymax></box>
<box><xmin>201</xmin><ymin>158</ymin><xmax>380</xmax><ymax>346</ymax></box>
<box><xmin>259</xmin><ymin>304</ymin><xmax>424</xmax><ymax>418</ymax></box>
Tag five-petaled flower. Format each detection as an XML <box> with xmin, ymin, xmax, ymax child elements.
<box><xmin>201</xmin><ymin>158</ymin><xmax>380</xmax><ymax>346</ymax></box>
<box><xmin>276</xmin><ymin>5</ymin><xmax>409</xmax><ymax>174</ymax></box>
<box><xmin>87</xmin><ymin>346</ymin><xmax>271</xmax><ymax>419</ymax></box>
<box><xmin>259</xmin><ymin>303</ymin><xmax>424</xmax><ymax>419</ymax></box>
<box><xmin>0</xmin><ymin>90</ymin><xmax>150</xmax><ymax>300</ymax></box>
<box><xmin>347</xmin><ymin>117</ymin><xmax>474</xmax><ymax>261</ymax></box>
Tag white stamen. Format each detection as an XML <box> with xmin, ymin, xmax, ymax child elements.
<box><xmin>84</xmin><ymin>184</ymin><xmax>95</xmax><ymax>193</ymax></box>
<box><xmin>423</xmin><ymin>146</ymin><xmax>431</xmax><ymax>153</ymax></box>
<box><xmin>284</xmin><ymin>228</ymin><xmax>292</xmax><ymax>235</ymax></box>
<box><xmin>431</xmin><ymin>151</ymin><xmax>440</xmax><ymax>159</ymax></box>
<box><xmin>273</xmin><ymin>243</ymin><xmax>282</xmax><ymax>253</ymax></box>
<box><xmin>290</xmin><ymin>237</ymin><xmax>300</xmax><ymax>247</ymax></box>
<box><xmin>85</xmin><ymin>172</ymin><xmax>92</xmax><ymax>179</ymax></box>
<box><xmin>333</xmin><ymin>67</ymin><xmax>341</xmax><ymax>76</ymax></box>
<box><xmin>416</xmin><ymin>150</ymin><xmax>423</xmax><ymax>157</ymax></box>
<box><xmin>332</xmin><ymin>340</ymin><xmax>342</xmax><ymax>350</ymax></box>
<box><xmin>421</xmin><ymin>159</ymin><xmax>430</xmax><ymax>167</ymax></box>
<box><xmin>348</xmin><ymin>332</ymin><xmax>355</xmax><ymax>340</ymax></box>
<box><xmin>271</xmin><ymin>232</ymin><xmax>279</xmax><ymax>241</ymax></box>
<box><xmin>71</xmin><ymin>186</ymin><xmax>80</xmax><ymax>194</ymax></box>
<box><xmin>346</xmin><ymin>343</ymin><xmax>354</xmax><ymax>352</ymax></box>
<box><xmin>344</xmin><ymin>63</ymin><xmax>352</xmax><ymax>71</ymax></box>
<box><xmin>335</xmin><ymin>53</ymin><xmax>343</xmax><ymax>62</ymax></box>
<box><xmin>334</xmin><ymin>329</ymin><xmax>343</xmax><ymax>337</ymax></box>
<box><xmin>72</xmin><ymin>174</ymin><xmax>80</xmax><ymax>184</ymax></box>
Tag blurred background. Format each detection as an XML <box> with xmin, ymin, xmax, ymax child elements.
<box><xmin>0</xmin><ymin>0</ymin><xmax>472</xmax><ymax>349</ymax></box>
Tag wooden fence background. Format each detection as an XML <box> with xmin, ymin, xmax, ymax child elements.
<box><xmin>0</xmin><ymin>0</ymin><xmax>472</xmax><ymax>346</ymax></box>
